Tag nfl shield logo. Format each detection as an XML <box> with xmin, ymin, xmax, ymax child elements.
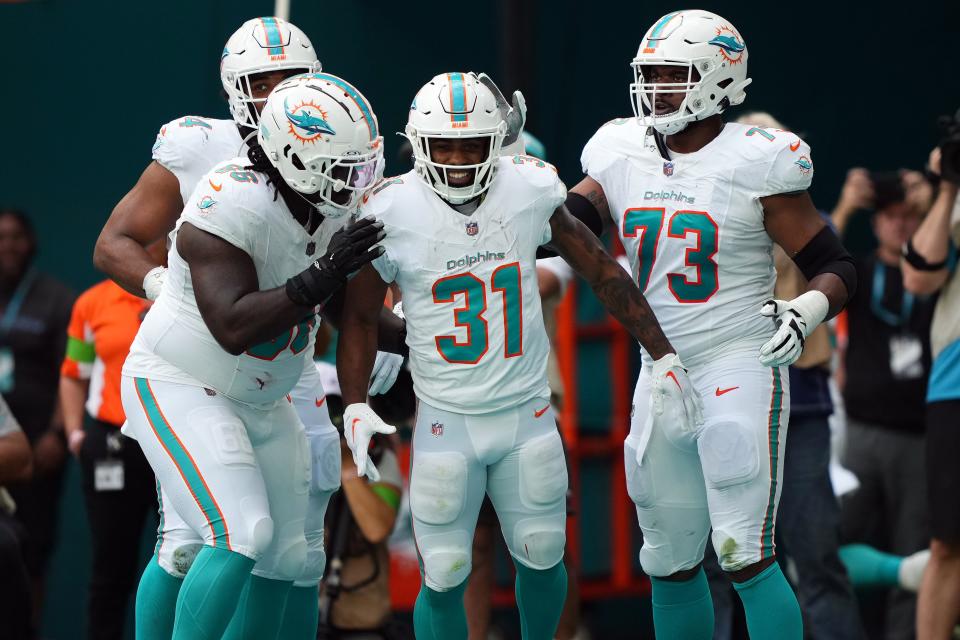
<box><xmin>663</xmin><ymin>162</ymin><xmax>674</xmax><ymax>176</ymax></box>
<box><xmin>465</xmin><ymin>221</ymin><xmax>479</xmax><ymax>236</ymax></box>
<box><xmin>431</xmin><ymin>421</ymin><xmax>444</xmax><ymax>437</ymax></box>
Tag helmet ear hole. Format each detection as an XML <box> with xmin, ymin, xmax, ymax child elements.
<box><xmin>291</xmin><ymin>154</ymin><xmax>306</xmax><ymax>171</ymax></box>
<box><xmin>717</xmin><ymin>78</ymin><xmax>733</xmax><ymax>89</ymax></box>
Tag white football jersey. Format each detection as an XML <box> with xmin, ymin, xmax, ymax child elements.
<box><xmin>582</xmin><ymin>119</ymin><xmax>814</xmax><ymax>368</ymax></box>
<box><xmin>152</xmin><ymin>116</ymin><xmax>245</xmax><ymax>203</ymax></box>
<box><xmin>123</xmin><ymin>157</ymin><xmax>347</xmax><ymax>406</ymax></box>
<box><xmin>366</xmin><ymin>156</ymin><xmax>566</xmax><ymax>414</ymax></box>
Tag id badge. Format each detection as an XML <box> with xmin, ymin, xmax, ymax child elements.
<box><xmin>0</xmin><ymin>347</ymin><xmax>15</xmax><ymax>393</ymax></box>
<box><xmin>94</xmin><ymin>460</ymin><xmax>125</xmax><ymax>492</ymax></box>
<box><xmin>890</xmin><ymin>333</ymin><xmax>924</xmax><ymax>380</ymax></box>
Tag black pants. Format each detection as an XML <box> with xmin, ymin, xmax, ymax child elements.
<box><xmin>0</xmin><ymin>511</ymin><xmax>32</xmax><ymax>640</ymax></box>
<box><xmin>79</xmin><ymin>420</ymin><xmax>158</xmax><ymax>640</ymax></box>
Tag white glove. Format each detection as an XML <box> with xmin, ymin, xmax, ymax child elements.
<box><xmin>369</xmin><ymin>351</ymin><xmax>403</xmax><ymax>396</ymax></box>
<box><xmin>343</xmin><ymin>403</ymin><xmax>396</xmax><ymax>481</ymax></box>
<box><xmin>142</xmin><ymin>266</ymin><xmax>167</xmax><ymax>301</ymax></box>
<box><xmin>474</xmin><ymin>72</ymin><xmax>526</xmax><ymax>148</ymax></box>
<box><xmin>392</xmin><ymin>301</ymin><xmax>404</xmax><ymax>320</ymax></box>
<box><xmin>758</xmin><ymin>291</ymin><xmax>829</xmax><ymax>367</ymax></box>
<box><xmin>649</xmin><ymin>353</ymin><xmax>704</xmax><ymax>431</ymax></box>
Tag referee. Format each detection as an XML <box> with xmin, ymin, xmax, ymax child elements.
<box><xmin>59</xmin><ymin>277</ymin><xmax>158</xmax><ymax>640</ymax></box>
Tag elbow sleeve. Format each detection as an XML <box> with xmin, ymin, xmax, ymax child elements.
<box><xmin>791</xmin><ymin>226</ymin><xmax>857</xmax><ymax>301</ymax></box>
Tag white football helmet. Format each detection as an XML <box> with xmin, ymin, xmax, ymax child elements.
<box><xmin>221</xmin><ymin>17</ymin><xmax>321</xmax><ymax>129</ymax></box>
<box><xmin>630</xmin><ymin>10</ymin><xmax>752</xmax><ymax>135</ymax></box>
<box><xmin>257</xmin><ymin>73</ymin><xmax>383</xmax><ymax>217</ymax></box>
<box><xmin>405</xmin><ymin>72</ymin><xmax>507</xmax><ymax>205</ymax></box>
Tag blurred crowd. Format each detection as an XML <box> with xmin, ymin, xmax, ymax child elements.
<box><xmin>0</xmin><ymin>110</ymin><xmax>959</xmax><ymax>640</ymax></box>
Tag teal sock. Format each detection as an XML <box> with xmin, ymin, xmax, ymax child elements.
<box><xmin>222</xmin><ymin>574</ymin><xmax>294</xmax><ymax>640</ymax></box>
<box><xmin>514</xmin><ymin>561</ymin><xmax>568</xmax><ymax>640</ymax></box>
<box><xmin>413</xmin><ymin>581</ymin><xmax>468</xmax><ymax>640</ymax></box>
<box><xmin>172</xmin><ymin>546</ymin><xmax>255</xmax><ymax>640</ymax></box>
<box><xmin>135</xmin><ymin>556</ymin><xmax>183</xmax><ymax>640</ymax></box>
<box><xmin>839</xmin><ymin>543</ymin><xmax>902</xmax><ymax>588</ymax></box>
<box><xmin>277</xmin><ymin>584</ymin><xmax>320</xmax><ymax>640</ymax></box>
<box><xmin>733</xmin><ymin>562</ymin><xmax>803</xmax><ymax>640</ymax></box>
<box><xmin>649</xmin><ymin>567</ymin><xmax>715</xmax><ymax>640</ymax></box>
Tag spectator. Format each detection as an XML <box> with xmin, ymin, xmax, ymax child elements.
<box><xmin>317</xmin><ymin>362</ymin><xmax>406</xmax><ymax>639</ymax></box>
<box><xmin>0</xmin><ymin>392</ymin><xmax>34</xmax><ymax>640</ymax></box>
<box><xmin>901</xmin><ymin>148</ymin><xmax>960</xmax><ymax>639</ymax></box>
<box><xmin>835</xmin><ymin>169</ymin><xmax>936</xmax><ymax>639</ymax></box>
<box><xmin>0</xmin><ymin>208</ymin><xmax>75</xmax><ymax>626</ymax></box>
<box><xmin>59</xmin><ymin>273</ymin><xmax>159</xmax><ymax>640</ymax></box>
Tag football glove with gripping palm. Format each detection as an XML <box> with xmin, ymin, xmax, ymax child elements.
<box><xmin>343</xmin><ymin>403</ymin><xmax>396</xmax><ymax>481</ymax></box>
<box><xmin>285</xmin><ymin>217</ymin><xmax>385</xmax><ymax>307</ymax></box>
<box><xmin>758</xmin><ymin>291</ymin><xmax>829</xmax><ymax>367</ymax></box>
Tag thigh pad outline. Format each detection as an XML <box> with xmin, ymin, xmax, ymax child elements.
<box><xmin>698</xmin><ymin>418</ymin><xmax>760</xmax><ymax>489</ymax></box>
<box><xmin>187</xmin><ymin>406</ymin><xmax>256</xmax><ymax>468</ymax></box>
<box><xmin>518</xmin><ymin>431</ymin><xmax>568</xmax><ymax>510</ymax></box>
<box><xmin>410</xmin><ymin>451</ymin><xmax>468</xmax><ymax>526</ymax></box>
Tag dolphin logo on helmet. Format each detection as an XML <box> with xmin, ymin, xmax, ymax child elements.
<box><xmin>708</xmin><ymin>34</ymin><xmax>745</xmax><ymax>55</ymax></box>
<box><xmin>284</xmin><ymin>98</ymin><xmax>336</xmax><ymax>138</ymax></box>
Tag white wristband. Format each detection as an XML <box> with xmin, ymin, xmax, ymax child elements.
<box><xmin>142</xmin><ymin>266</ymin><xmax>167</xmax><ymax>301</ymax></box>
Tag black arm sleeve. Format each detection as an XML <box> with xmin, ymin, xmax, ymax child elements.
<box><xmin>791</xmin><ymin>225</ymin><xmax>858</xmax><ymax>299</ymax></box>
<box><xmin>537</xmin><ymin>191</ymin><xmax>604</xmax><ymax>259</ymax></box>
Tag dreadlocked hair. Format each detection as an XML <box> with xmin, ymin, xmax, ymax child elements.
<box><xmin>245</xmin><ymin>142</ymin><xmax>284</xmax><ymax>201</ymax></box>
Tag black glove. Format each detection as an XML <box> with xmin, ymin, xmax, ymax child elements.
<box><xmin>286</xmin><ymin>217</ymin><xmax>385</xmax><ymax>306</ymax></box>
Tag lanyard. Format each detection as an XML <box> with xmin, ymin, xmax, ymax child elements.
<box><xmin>0</xmin><ymin>269</ymin><xmax>37</xmax><ymax>336</ymax></box>
<box><xmin>870</xmin><ymin>261</ymin><xmax>913</xmax><ymax>328</ymax></box>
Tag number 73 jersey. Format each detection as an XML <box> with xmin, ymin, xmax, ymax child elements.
<box><xmin>582</xmin><ymin>119</ymin><xmax>814</xmax><ymax>368</ymax></box>
<box><xmin>365</xmin><ymin>157</ymin><xmax>566</xmax><ymax>414</ymax></box>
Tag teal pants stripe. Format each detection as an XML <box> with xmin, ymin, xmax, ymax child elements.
<box><xmin>134</xmin><ymin>377</ymin><xmax>231</xmax><ymax>550</ymax></box>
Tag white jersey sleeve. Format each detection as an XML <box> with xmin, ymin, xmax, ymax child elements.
<box><xmin>757</xmin><ymin>134</ymin><xmax>813</xmax><ymax>197</ymax></box>
<box><xmin>151</xmin><ymin>116</ymin><xmax>245</xmax><ymax>203</ymax></box>
<box><xmin>180</xmin><ymin>162</ymin><xmax>264</xmax><ymax>256</ymax></box>
<box><xmin>507</xmin><ymin>155</ymin><xmax>566</xmax><ymax>246</ymax></box>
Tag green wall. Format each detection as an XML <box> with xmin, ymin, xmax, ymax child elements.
<box><xmin>2</xmin><ymin>1</ymin><xmax>959</xmax><ymax>637</ymax></box>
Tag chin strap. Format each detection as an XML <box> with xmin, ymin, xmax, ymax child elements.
<box><xmin>652</xmin><ymin>130</ymin><xmax>671</xmax><ymax>161</ymax></box>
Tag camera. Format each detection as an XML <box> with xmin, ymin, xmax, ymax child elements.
<box><xmin>938</xmin><ymin>107</ymin><xmax>960</xmax><ymax>183</ymax></box>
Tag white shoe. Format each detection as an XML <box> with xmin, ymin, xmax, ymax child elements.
<box><xmin>898</xmin><ymin>548</ymin><xmax>931</xmax><ymax>592</ymax></box>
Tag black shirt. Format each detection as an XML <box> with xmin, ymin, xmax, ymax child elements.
<box><xmin>843</xmin><ymin>255</ymin><xmax>936</xmax><ymax>433</ymax></box>
<box><xmin>0</xmin><ymin>272</ymin><xmax>74</xmax><ymax>440</ymax></box>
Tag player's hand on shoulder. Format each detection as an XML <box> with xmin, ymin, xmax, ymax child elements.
<box><xmin>342</xmin><ymin>403</ymin><xmax>397</xmax><ymax>482</ymax></box>
<box><xmin>649</xmin><ymin>353</ymin><xmax>704</xmax><ymax>432</ymax></box>
<box><xmin>285</xmin><ymin>217</ymin><xmax>385</xmax><ymax>307</ymax></box>
<box><xmin>757</xmin><ymin>291</ymin><xmax>829</xmax><ymax>367</ymax></box>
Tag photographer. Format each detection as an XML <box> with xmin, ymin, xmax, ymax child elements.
<box><xmin>834</xmin><ymin>169</ymin><xmax>937</xmax><ymax>639</ymax></box>
<box><xmin>901</xmin><ymin>142</ymin><xmax>960</xmax><ymax>639</ymax></box>
<box><xmin>318</xmin><ymin>362</ymin><xmax>406</xmax><ymax>640</ymax></box>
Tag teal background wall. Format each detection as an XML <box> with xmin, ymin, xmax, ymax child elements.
<box><xmin>1</xmin><ymin>0</ymin><xmax>959</xmax><ymax>637</ymax></box>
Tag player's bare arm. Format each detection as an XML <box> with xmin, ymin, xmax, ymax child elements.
<box><xmin>762</xmin><ymin>190</ymin><xmax>854</xmax><ymax>318</ymax></box>
<box><xmin>320</xmin><ymin>288</ymin><xmax>406</xmax><ymax>355</ymax></box>
<box><xmin>336</xmin><ymin>264</ymin><xmax>390</xmax><ymax>405</ymax></box>
<box><xmin>93</xmin><ymin>162</ymin><xmax>182</xmax><ymax>296</ymax></box>
<box><xmin>546</xmin><ymin>204</ymin><xmax>674</xmax><ymax>360</ymax></box>
<box><xmin>178</xmin><ymin>215</ymin><xmax>383</xmax><ymax>355</ymax></box>
<box><xmin>177</xmin><ymin>223</ymin><xmax>315</xmax><ymax>355</ymax></box>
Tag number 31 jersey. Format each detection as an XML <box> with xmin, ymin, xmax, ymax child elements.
<box><xmin>581</xmin><ymin>119</ymin><xmax>814</xmax><ymax>368</ymax></box>
<box><xmin>366</xmin><ymin>156</ymin><xmax>566</xmax><ymax>414</ymax></box>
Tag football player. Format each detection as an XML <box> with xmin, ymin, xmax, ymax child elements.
<box><xmin>336</xmin><ymin>72</ymin><xmax>703</xmax><ymax>640</ymax></box>
<box><xmin>94</xmin><ymin>19</ymin><xmax>401</xmax><ymax>640</ymax></box>
<box><xmin>120</xmin><ymin>74</ymin><xmax>386</xmax><ymax>639</ymax></box>
<box><xmin>567</xmin><ymin>10</ymin><xmax>857</xmax><ymax>639</ymax></box>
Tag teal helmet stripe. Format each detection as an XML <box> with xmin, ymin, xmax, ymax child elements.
<box><xmin>645</xmin><ymin>11</ymin><xmax>680</xmax><ymax>50</ymax></box>
<box><xmin>449</xmin><ymin>72</ymin><xmax>468</xmax><ymax>123</ymax></box>
<box><xmin>311</xmin><ymin>72</ymin><xmax>378</xmax><ymax>139</ymax></box>
<box><xmin>260</xmin><ymin>17</ymin><xmax>285</xmax><ymax>56</ymax></box>
<box><xmin>134</xmin><ymin>377</ymin><xmax>231</xmax><ymax>550</ymax></box>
